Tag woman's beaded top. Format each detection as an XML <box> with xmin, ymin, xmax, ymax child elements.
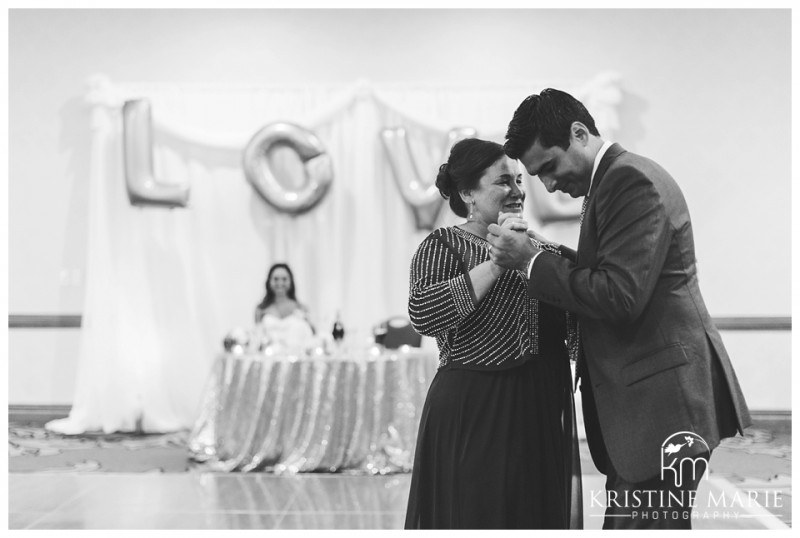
<box><xmin>408</xmin><ymin>226</ymin><xmax>567</xmax><ymax>371</ymax></box>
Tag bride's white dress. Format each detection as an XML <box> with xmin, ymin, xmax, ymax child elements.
<box><xmin>258</xmin><ymin>310</ymin><xmax>314</xmax><ymax>351</ymax></box>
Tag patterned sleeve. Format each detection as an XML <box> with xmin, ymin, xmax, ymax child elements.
<box><xmin>408</xmin><ymin>233</ymin><xmax>476</xmax><ymax>337</ymax></box>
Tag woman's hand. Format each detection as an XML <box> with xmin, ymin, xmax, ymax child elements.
<box><xmin>498</xmin><ymin>211</ymin><xmax>528</xmax><ymax>232</ymax></box>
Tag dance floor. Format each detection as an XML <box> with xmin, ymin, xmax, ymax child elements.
<box><xmin>8</xmin><ymin>415</ymin><xmax>791</xmax><ymax>530</ymax></box>
<box><xmin>8</xmin><ymin>471</ymin><xmax>789</xmax><ymax>530</ymax></box>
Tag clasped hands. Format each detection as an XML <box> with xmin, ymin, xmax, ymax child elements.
<box><xmin>487</xmin><ymin>212</ymin><xmax>542</xmax><ymax>272</ymax></box>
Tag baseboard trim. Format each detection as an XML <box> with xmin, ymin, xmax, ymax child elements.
<box><xmin>8</xmin><ymin>315</ymin><xmax>791</xmax><ymax>330</ymax></box>
<box><xmin>714</xmin><ymin>317</ymin><xmax>792</xmax><ymax>331</ymax></box>
<box><xmin>9</xmin><ymin>404</ymin><xmax>71</xmax><ymax>423</ymax></box>
<box><xmin>748</xmin><ymin>409</ymin><xmax>792</xmax><ymax>420</ymax></box>
<box><xmin>8</xmin><ymin>315</ymin><xmax>82</xmax><ymax>328</ymax></box>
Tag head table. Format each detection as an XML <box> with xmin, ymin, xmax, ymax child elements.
<box><xmin>188</xmin><ymin>346</ymin><xmax>438</xmax><ymax>474</ymax></box>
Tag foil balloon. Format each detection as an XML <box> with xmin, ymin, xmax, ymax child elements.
<box><xmin>242</xmin><ymin>122</ymin><xmax>333</xmax><ymax>215</ymax></box>
<box><xmin>122</xmin><ymin>100</ymin><xmax>190</xmax><ymax>208</ymax></box>
<box><xmin>380</xmin><ymin>126</ymin><xmax>477</xmax><ymax>230</ymax></box>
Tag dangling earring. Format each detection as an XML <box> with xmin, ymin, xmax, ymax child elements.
<box><xmin>468</xmin><ymin>200</ymin><xmax>475</xmax><ymax>221</ymax></box>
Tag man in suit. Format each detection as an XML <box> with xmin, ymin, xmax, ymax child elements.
<box><xmin>486</xmin><ymin>89</ymin><xmax>751</xmax><ymax>529</ymax></box>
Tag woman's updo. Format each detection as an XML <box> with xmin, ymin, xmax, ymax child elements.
<box><xmin>435</xmin><ymin>138</ymin><xmax>506</xmax><ymax>218</ymax></box>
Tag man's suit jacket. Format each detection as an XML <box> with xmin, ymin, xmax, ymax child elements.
<box><xmin>530</xmin><ymin>143</ymin><xmax>751</xmax><ymax>483</ymax></box>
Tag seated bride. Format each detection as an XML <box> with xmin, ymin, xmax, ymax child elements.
<box><xmin>254</xmin><ymin>263</ymin><xmax>315</xmax><ymax>351</ymax></box>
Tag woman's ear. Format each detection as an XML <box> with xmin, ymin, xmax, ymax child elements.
<box><xmin>458</xmin><ymin>190</ymin><xmax>472</xmax><ymax>205</ymax></box>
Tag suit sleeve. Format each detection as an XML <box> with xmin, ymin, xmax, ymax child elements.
<box><xmin>558</xmin><ymin>245</ymin><xmax>578</xmax><ymax>263</ymax></box>
<box><xmin>408</xmin><ymin>235</ymin><xmax>477</xmax><ymax>336</ymax></box>
<box><xmin>530</xmin><ymin>168</ymin><xmax>672</xmax><ymax>324</ymax></box>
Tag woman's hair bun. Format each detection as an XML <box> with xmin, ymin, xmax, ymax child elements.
<box><xmin>435</xmin><ymin>162</ymin><xmax>454</xmax><ymax>199</ymax></box>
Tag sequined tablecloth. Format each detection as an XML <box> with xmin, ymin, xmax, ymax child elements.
<box><xmin>188</xmin><ymin>348</ymin><xmax>438</xmax><ymax>474</ymax></box>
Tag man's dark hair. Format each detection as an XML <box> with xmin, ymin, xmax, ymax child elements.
<box><xmin>504</xmin><ymin>88</ymin><xmax>600</xmax><ymax>159</ymax></box>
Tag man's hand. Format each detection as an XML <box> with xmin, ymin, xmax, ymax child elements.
<box><xmin>487</xmin><ymin>219</ymin><xmax>541</xmax><ymax>272</ymax></box>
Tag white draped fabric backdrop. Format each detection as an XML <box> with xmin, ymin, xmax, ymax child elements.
<box><xmin>47</xmin><ymin>73</ymin><xmax>621</xmax><ymax>434</ymax></box>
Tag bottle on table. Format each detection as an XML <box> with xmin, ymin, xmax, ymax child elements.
<box><xmin>332</xmin><ymin>311</ymin><xmax>345</xmax><ymax>343</ymax></box>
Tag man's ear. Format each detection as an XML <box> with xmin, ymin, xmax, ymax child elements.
<box><xmin>570</xmin><ymin>121</ymin><xmax>590</xmax><ymax>147</ymax></box>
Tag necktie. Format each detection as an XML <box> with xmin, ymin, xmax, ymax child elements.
<box><xmin>567</xmin><ymin>195</ymin><xmax>589</xmax><ymax>388</ymax></box>
<box><xmin>579</xmin><ymin>195</ymin><xmax>589</xmax><ymax>226</ymax></box>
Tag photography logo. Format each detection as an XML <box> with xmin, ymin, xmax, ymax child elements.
<box><xmin>587</xmin><ymin>430</ymin><xmax>785</xmax><ymax>525</ymax></box>
<box><xmin>660</xmin><ymin>431</ymin><xmax>709</xmax><ymax>488</ymax></box>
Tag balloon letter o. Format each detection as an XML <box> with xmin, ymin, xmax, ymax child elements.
<box><xmin>242</xmin><ymin>122</ymin><xmax>333</xmax><ymax>215</ymax></box>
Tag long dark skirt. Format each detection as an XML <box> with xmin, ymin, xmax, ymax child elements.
<box><xmin>404</xmin><ymin>354</ymin><xmax>583</xmax><ymax>529</ymax></box>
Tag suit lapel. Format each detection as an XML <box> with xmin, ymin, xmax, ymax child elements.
<box><xmin>577</xmin><ymin>143</ymin><xmax>626</xmax><ymax>257</ymax></box>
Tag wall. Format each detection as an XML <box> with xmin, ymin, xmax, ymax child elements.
<box><xmin>8</xmin><ymin>9</ymin><xmax>792</xmax><ymax>409</ymax></box>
